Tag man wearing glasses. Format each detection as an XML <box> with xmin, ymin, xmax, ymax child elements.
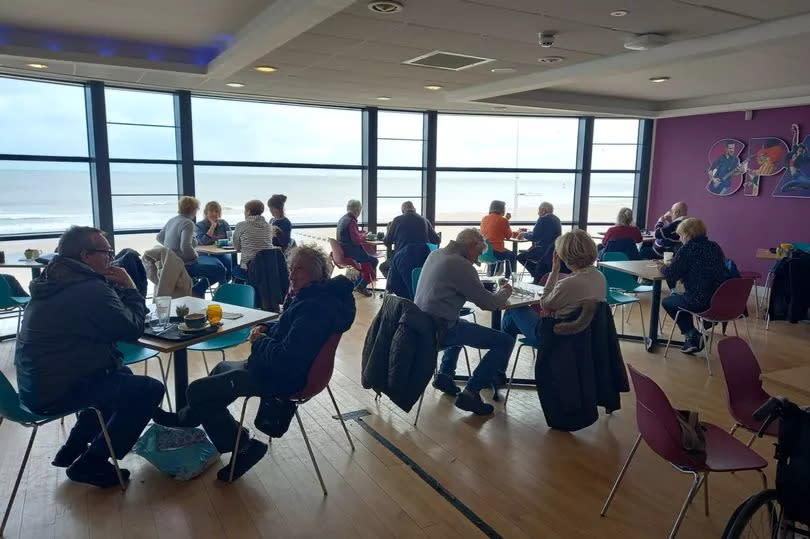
<box><xmin>15</xmin><ymin>226</ymin><xmax>164</xmax><ymax>488</ymax></box>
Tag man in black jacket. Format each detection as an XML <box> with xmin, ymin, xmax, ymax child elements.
<box><xmin>154</xmin><ymin>245</ymin><xmax>356</xmax><ymax>481</ymax></box>
<box><xmin>384</xmin><ymin>201</ymin><xmax>440</xmax><ymax>252</ymax></box>
<box><xmin>15</xmin><ymin>226</ymin><xmax>164</xmax><ymax>488</ymax></box>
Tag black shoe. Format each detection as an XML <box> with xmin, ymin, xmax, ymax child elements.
<box><xmin>66</xmin><ymin>453</ymin><xmax>130</xmax><ymax>488</ymax></box>
<box><xmin>432</xmin><ymin>373</ymin><xmax>460</xmax><ymax>396</ymax></box>
<box><xmin>52</xmin><ymin>443</ymin><xmax>86</xmax><ymax>468</ymax></box>
<box><xmin>681</xmin><ymin>331</ymin><xmax>700</xmax><ymax>354</ymax></box>
<box><xmin>455</xmin><ymin>389</ymin><xmax>494</xmax><ymax>415</ymax></box>
<box><xmin>152</xmin><ymin>408</ymin><xmax>180</xmax><ymax>427</ymax></box>
<box><xmin>493</xmin><ymin>372</ymin><xmax>507</xmax><ymax>388</ymax></box>
<box><xmin>217</xmin><ymin>439</ymin><xmax>268</xmax><ymax>482</ymax></box>
<box><xmin>354</xmin><ymin>286</ymin><xmax>372</xmax><ymax>297</ymax></box>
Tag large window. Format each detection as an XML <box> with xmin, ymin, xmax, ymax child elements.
<box><xmin>377</xmin><ymin>111</ymin><xmax>424</xmax><ymax>223</ymax></box>
<box><xmin>588</xmin><ymin>119</ymin><xmax>642</xmax><ymax>227</ymax></box>
<box><xmin>436</xmin><ymin>114</ymin><xmax>580</xmax><ymax>225</ymax></box>
<box><xmin>191</xmin><ymin>97</ymin><xmax>363</xmax><ymax>226</ymax></box>
<box><xmin>0</xmin><ymin>77</ymin><xmax>93</xmax><ymax>235</ymax></box>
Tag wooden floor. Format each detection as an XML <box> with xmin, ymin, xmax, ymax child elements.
<box><xmin>0</xmin><ymin>293</ymin><xmax>808</xmax><ymax>539</ymax></box>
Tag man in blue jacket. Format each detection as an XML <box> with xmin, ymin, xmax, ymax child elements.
<box><xmin>516</xmin><ymin>202</ymin><xmax>561</xmax><ymax>282</ymax></box>
<box><xmin>154</xmin><ymin>245</ymin><xmax>357</xmax><ymax>481</ymax></box>
<box><xmin>15</xmin><ymin>226</ymin><xmax>164</xmax><ymax>488</ymax></box>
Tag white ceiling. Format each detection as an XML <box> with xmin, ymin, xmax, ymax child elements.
<box><xmin>1</xmin><ymin>0</ymin><xmax>809</xmax><ymax>117</ymax></box>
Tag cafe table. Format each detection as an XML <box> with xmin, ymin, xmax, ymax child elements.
<box><xmin>196</xmin><ymin>243</ymin><xmax>238</xmax><ymax>269</ymax></box>
<box><xmin>755</xmin><ymin>248</ymin><xmax>782</xmax><ymax>260</ymax></box>
<box><xmin>138</xmin><ymin>296</ymin><xmax>277</xmax><ymax>408</ymax></box>
<box><xmin>0</xmin><ymin>253</ymin><xmax>47</xmax><ymax>279</ymax></box>
<box><xmin>597</xmin><ymin>259</ymin><xmax>680</xmax><ymax>352</ymax></box>
<box><xmin>508</xmin><ymin>237</ymin><xmax>532</xmax><ymax>256</ymax></box>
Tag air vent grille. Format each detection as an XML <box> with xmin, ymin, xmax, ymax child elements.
<box><xmin>403</xmin><ymin>51</ymin><xmax>494</xmax><ymax>71</ymax></box>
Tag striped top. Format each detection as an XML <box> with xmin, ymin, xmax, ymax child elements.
<box><xmin>233</xmin><ymin>215</ymin><xmax>275</xmax><ymax>269</ymax></box>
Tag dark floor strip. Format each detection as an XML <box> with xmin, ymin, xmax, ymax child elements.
<box><xmin>338</xmin><ymin>409</ymin><xmax>502</xmax><ymax>539</ymax></box>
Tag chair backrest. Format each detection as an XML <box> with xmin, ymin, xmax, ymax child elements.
<box><xmin>411</xmin><ymin>267</ymin><xmax>422</xmax><ymax>296</ymax></box>
<box><xmin>293</xmin><ymin>333</ymin><xmax>342</xmax><ymax>401</ymax></box>
<box><xmin>478</xmin><ymin>239</ymin><xmax>498</xmax><ymax>264</ymax></box>
<box><xmin>627</xmin><ymin>365</ymin><xmax>700</xmax><ymax>469</ymax></box>
<box><xmin>0</xmin><ymin>277</ymin><xmax>16</xmax><ymax>309</ymax></box>
<box><xmin>328</xmin><ymin>238</ymin><xmax>352</xmax><ymax>268</ymax></box>
<box><xmin>213</xmin><ymin>283</ymin><xmax>255</xmax><ymax>308</ymax></box>
<box><xmin>0</xmin><ymin>371</ymin><xmax>37</xmax><ymax>424</ymax></box>
<box><xmin>717</xmin><ymin>337</ymin><xmax>770</xmax><ymax>424</ymax></box>
<box><xmin>599</xmin><ymin>252</ymin><xmax>640</xmax><ymax>292</ymax></box>
<box><xmin>701</xmin><ymin>277</ymin><xmax>754</xmax><ymax>320</ymax></box>
<box><xmin>426</xmin><ymin>243</ymin><xmax>438</xmax><ymax>252</ymax></box>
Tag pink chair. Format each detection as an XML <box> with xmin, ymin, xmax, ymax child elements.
<box><xmin>664</xmin><ymin>278</ymin><xmax>754</xmax><ymax>376</ymax></box>
<box><xmin>717</xmin><ymin>337</ymin><xmax>779</xmax><ymax>447</ymax></box>
<box><xmin>328</xmin><ymin>238</ymin><xmax>377</xmax><ymax>291</ymax></box>
<box><xmin>601</xmin><ymin>365</ymin><xmax>767</xmax><ymax>538</ymax></box>
<box><xmin>228</xmin><ymin>334</ymin><xmax>354</xmax><ymax>491</ymax></box>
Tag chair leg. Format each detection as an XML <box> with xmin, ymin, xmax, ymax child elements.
<box><xmin>228</xmin><ymin>397</ymin><xmax>252</xmax><ymax>483</ymax></box>
<box><xmin>601</xmin><ymin>433</ymin><xmax>642</xmax><ymax>516</ymax></box>
<box><xmin>664</xmin><ymin>311</ymin><xmax>680</xmax><ymax>359</ymax></box>
<box><xmin>295</xmin><ymin>409</ymin><xmax>327</xmax><ymax>496</ymax></box>
<box><xmin>620</xmin><ymin>305</ymin><xmax>625</xmax><ymax>335</ymax></box>
<box><xmin>90</xmin><ymin>408</ymin><xmax>126</xmax><ymax>491</ymax></box>
<box><xmin>637</xmin><ymin>301</ymin><xmax>646</xmax><ymax>338</ymax></box>
<box><xmin>732</xmin><ymin>320</ymin><xmax>739</xmax><ymax>337</ymax></box>
<box><xmin>752</xmin><ymin>284</ymin><xmax>760</xmax><ymax>321</ymax></box>
<box><xmin>504</xmin><ymin>344</ymin><xmax>524</xmax><ymax>405</ymax></box>
<box><xmin>16</xmin><ymin>307</ymin><xmax>22</xmax><ymax>336</ymax></box>
<box><xmin>327</xmin><ymin>385</ymin><xmax>354</xmax><ymax>451</ymax></box>
<box><xmin>220</xmin><ymin>350</ymin><xmax>226</xmax><ymax>364</ymax></box>
<box><xmin>742</xmin><ymin>315</ymin><xmax>754</xmax><ymax>350</ymax></box>
<box><xmin>669</xmin><ymin>472</ymin><xmax>704</xmax><ymax>539</ymax></box>
<box><xmin>703</xmin><ymin>472</ymin><xmax>709</xmax><ymax>516</ymax></box>
<box><xmin>746</xmin><ymin>432</ymin><xmax>757</xmax><ymax>448</ymax></box>
<box><xmin>1</xmin><ymin>425</ymin><xmax>37</xmax><ymax>536</ymax></box>
<box><xmin>413</xmin><ymin>390</ymin><xmax>425</xmax><ymax>427</ymax></box>
<box><xmin>156</xmin><ymin>356</ymin><xmax>173</xmax><ymax>413</ymax></box>
<box><xmin>201</xmin><ymin>352</ymin><xmax>210</xmax><ymax>375</ymax></box>
<box><xmin>697</xmin><ymin>318</ymin><xmax>713</xmax><ymax>376</ymax></box>
<box><xmin>729</xmin><ymin>423</ymin><xmax>739</xmax><ymax>437</ymax></box>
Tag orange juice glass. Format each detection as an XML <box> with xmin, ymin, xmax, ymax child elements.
<box><xmin>206</xmin><ymin>304</ymin><xmax>223</xmax><ymax>324</ymax></box>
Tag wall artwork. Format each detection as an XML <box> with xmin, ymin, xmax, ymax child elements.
<box><xmin>772</xmin><ymin>125</ymin><xmax>810</xmax><ymax>198</ymax></box>
<box><xmin>743</xmin><ymin>137</ymin><xmax>788</xmax><ymax>196</ymax></box>
<box><xmin>706</xmin><ymin>138</ymin><xmax>745</xmax><ymax>196</ymax></box>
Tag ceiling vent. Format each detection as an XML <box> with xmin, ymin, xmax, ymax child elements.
<box><xmin>403</xmin><ymin>50</ymin><xmax>495</xmax><ymax>71</ymax></box>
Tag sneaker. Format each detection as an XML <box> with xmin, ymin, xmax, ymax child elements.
<box><xmin>432</xmin><ymin>373</ymin><xmax>460</xmax><ymax>396</ymax></box>
<box><xmin>52</xmin><ymin>443</ymin><xmax>86</xmax><ymax>468</ymax></box>
<box><xmin>455</xmin><ymin>389</ymin><xmax>494</xmax><ymax>416</ymax></box>
<box><xmin>66</xmin><ymin>453</ymin><xmax>130</xmax><ymax>488</ymax></box>
<box><xmin>681</xmin><ymin>331</ymin><xmax>701</xmax><ymax>354</ymax></box>
<box><xmin>217</xmin><ymin>439</ymin><xmax>268</xmax><ymax>482</ymax></box>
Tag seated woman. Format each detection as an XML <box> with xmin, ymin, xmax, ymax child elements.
<box><xmin>600</xmin><ymin>207</ymin><xmax>643</xmax><ymax>260</ymax></box>
<box><xmin>337</xmin><ymin>199</ymin><xmax>378</xmax><ymax>297</ymax></box>
<box><xmin>152</xmin><ymin>245</ymin><xmax>356</xmax><ymax>481</ymax></box>
<box><xmin>659</xmin><ymin>218</ymin><xmax>727</xmax><ymax>354</ymax></box>
<box><xmin>480</xmin><ymin>200</ymin><xmax>519</xmax><ymax>278</ymax></box>
<box><xmin>194</xmin><ymin>200</ymin><xmax>233</xmax><ymax>281</ymax></box>
<box><xmin>501</xmin><ymin>229</ymin><xmax>606</xmax><ymax>341</ymax></box>
<box><xmin>268</xmin><ymin>194</ymin><xmax>292</xmax><ymax>250</ymax></box>
<box><xmin>232</xmin><ymin>199</ymin><xmax>275</xmax><ymax>282</ymax></box>
<box><xmin>157</xmin><ymin>196</ymin><xmax>227</xmax><ymax>297</ymax></box>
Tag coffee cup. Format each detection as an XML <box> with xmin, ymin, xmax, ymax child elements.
<box><xmin>483</xmin><ymin>281</ymin><xmax>497</xmax><ymax>292</ymax></box>
<box><xmin>663</xmin><ymin>251</ymin><xmax>673</xmax><ymax>263</ymax></box>
<box><xmin>24</xmin><ymin>249</ymin><xmax>41</xmax><ymax>261</ymax></box>
<box><xmin>217</xmin><ymin>239</ymin><xmax>228</xmax><ymax>247</ymax></box>
<box><xmin>184</xmin><ymin>313</ymin><xmax>207</xmax><ymax>329</ymax></box>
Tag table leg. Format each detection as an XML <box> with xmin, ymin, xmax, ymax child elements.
<box><xmin>646</xmin><ymin>280</ymin><xmax>662</xmax><ymax>352</ymax></box>
<box><xmin>173</xmin><ymin>348</ymin><xmax>189</xmax><ymax>409</ymax></box>
<box><xmin>31</xmin><ymin>268</ymin><xmax>42</xmax><ymax>279</ymax></box>
<box><xmin>491</xmin><ymin>309</ymin><xmax>502</xmax><ymax>330</ymax></box>
<box><xmin>512</xmin><ymin>242</ymin><xmax>519</xmax><ymax>257</ymax></box>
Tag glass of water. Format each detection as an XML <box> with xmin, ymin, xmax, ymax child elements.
<box><xmin>154</xmin><ymin>296</ymin><xmax>172</xmax><ymax>330</ymax></box>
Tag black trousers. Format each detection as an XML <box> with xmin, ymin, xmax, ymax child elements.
<box><xmin>181</xmin><ymin>361</ymin><xmax>262</xmax><ymax>453</ymax></box>
<box><xmin>41</xmin><ymin>366</ymin><xmax>165</xmax><ymax>459</ymax></box>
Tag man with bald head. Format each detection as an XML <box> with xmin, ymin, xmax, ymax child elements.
<box><xmin>652</xmin><ymin>201</ymin><xmax>688</xmax><ymax>257</ymax></box>
<box><xmin>384</xmin><ymin>200</ymin><xmax>440</xmax><ymax>252</ymax></box>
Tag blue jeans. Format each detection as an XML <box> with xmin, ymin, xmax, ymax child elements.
<box><xmin>187</xmin><ymin>257</ymin><xmax>228</xmax><ymax>296</ymax></box>
<box><xmin>210</xmin><ymin>253</ymin><xmax>233</xmax><ymax>282</ymax></box>
<box><xmin>662</xmin><ymin>293</ymin><xmax>708</xmax><ymax>335</ymax></box>
<box><xmin>487</xmin><ymin>250</ymin><xmax>517</xmax><ymax>278</ymax></box>
<box><xmin>39</xmin><ymin>367</ymin><xmax>165</xmax><ymax>459</ymax></box>
<box><xmin>439</xmin><ymin>319</ymin><xmax>515</xmax><ymax>392</ymax></box>
<box><xmin>501</xmin><ymin>307</ymin><xmax>541</xmax><ymax>342</ymax></box>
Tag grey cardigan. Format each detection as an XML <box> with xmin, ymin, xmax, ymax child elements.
<box><xmin>156</xmin><ymin>214</ymin><xmax>198</xmax><ymax>264</ymax></box>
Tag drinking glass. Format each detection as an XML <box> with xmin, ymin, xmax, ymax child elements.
<box><xmin>206</xmin><ymin>303</ymin><xmax>223</xmax><ymax>324</ymax></box>
<box><xmin>155</xmin><ymin>296</ymin><xmax>172</xmax><ymax>330</ymax></box>
<box><xmin>226</xmin><ymin>229</ymin><xmax>233</xmax><ymax>241</ymax></box>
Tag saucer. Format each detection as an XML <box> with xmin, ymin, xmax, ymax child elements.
<box><xmin>178</xmin><ymin>321</ymin><xmax>211</xmax><ymax>332</ymax></box>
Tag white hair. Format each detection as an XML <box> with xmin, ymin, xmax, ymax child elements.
<box><xmin>287</xmin><ymin>244</ymin><xmax>331</xmax><ymax>282</ymax></box>
<box><xmin>539</xmin><ymin>201</ymin><xmax>554</xmax><ymax>213</ymax></box>
<box><xmin>347</xmin><ymin>199</ymin><xmax>362</xmax><ymax>213</ymax></box>
<box><xmin>456</xmin><ymin>228</ymin><xmax>485</xmax><ymax>248</ymax></box>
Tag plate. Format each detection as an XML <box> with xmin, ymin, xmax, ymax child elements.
<box><xmin>178</xmin><ymin>321</ymin><xmax>211</xmax><ymax>332</ymax></box>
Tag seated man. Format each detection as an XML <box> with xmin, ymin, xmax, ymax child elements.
<box><xmin>648</xmin><ymin>201</ymin><xmax>688</xmax><ymax>259</ymax></box>
<box><xmin>337</xmin><ymin>199</ymin><xmax>378</xmax><ymax>297</ymax></box>
<box><xmin>517</xmin><ymin>201</ymin><xmax>562</xmax><ymax>282</ymax></box>
<box><xmin>15</xmin><ymin>226</ymin><xmax>164</xmax><ymax>488</ymax></box>
<box><xmin>414</xmin><ymin>229</ymin><xmax>515</xmax><ymax>415</ymax></box>
<box><xmin>154</xmin><ymin>245</ymin><xmax>356</xmax><ymax>481</ymax></box>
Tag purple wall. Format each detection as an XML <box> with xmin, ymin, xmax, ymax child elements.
<box><xmin>649</xmin><ymin>106</ymin><xmax>810</xmax><ymax>280</ymax></box>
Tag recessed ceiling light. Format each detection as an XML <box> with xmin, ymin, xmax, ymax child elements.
<box><xmin>226</xmin><ymin>82</ymin><xmax>245</xmax><ymax>88</ymax></box>
<box><xmin>492</xmin><ymin>106</ymin><xmax>508</xmax><ymax>111</ymax></box>
<box><xmin>538</xmin><ymin>56</ymin><xmax>564</xmax><ymax>64</ymax></box>
<box><xmin>610</xmin><ymin>9</ymin><xmax>629</xmax><ymax>17</ymax></box>
<box><xmin>27</xmin><ymin>63</ymin><xmax>48</xmax><ymax>69</ymax></box>
<box><xmin>424</xmin><ymin>84</ymin><xmax>443</xmax><ymax>91</ymax></box>
<box><xmin>254</xmin><ymin>66</ymin><xmax>277</xmax><ymax>73</ymax></box>
<box><xmin>490</xmin><ymin>67</ymin><xmax>516</xmax><ymax>74</ymax></box>
<box><xmin>367</xmin><ymin>0</ymin><xmax>404</xmax><ymax>14</ymax></box>
<box><xmin>376</xmin><ymin>96</ymin><xmax>392</xmax><ymax>101</ymax></box>
<box><xmin>649</xmin><ymin>76</ymin><xmax>671</xmax><ymax>83</ymax></box>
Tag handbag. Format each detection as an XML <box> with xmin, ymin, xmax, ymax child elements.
<box><xmin>254</xmin><ymin>396</ymin><xmax>297</xmax><ymax>437</ymax></box>
<box><xmin>675</xmin><ymin>409</ymin><xmax>707</xmax><ymax>458</ymax></box>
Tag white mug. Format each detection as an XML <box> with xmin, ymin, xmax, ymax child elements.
<box><xmin>663</xmin><ymin>251</ymin><xmax>673</xmax><ymax>263</ymax></box>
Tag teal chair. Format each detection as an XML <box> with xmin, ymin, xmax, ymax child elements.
<box><xmin>427</xmin><ymin>243</ymin><xmax>439</xmax><ymax>252</ymax></box>
<box><xmin>0</xmin><ymin>277</ymin><xmax>30</xmax><ymax>336</ymax></box>
<box><xmin>599</xmin><ymin>269</ymin><xmax>646</xmax><ymax>336</ymax></box>
<box><xmin>116</xmin><ymin>341</ymin><xmax>173</xmax><ymax>411</ymax></box>
<box><xmin>601</xmin><ymin>252</ymin><xmax>653</xmax><ymax>330</ymax></box>
<box><xmin>0</xmin><ymin>372</ymin><xmax>126</xmax><ymax>535</ymax></box>
<box><xmin>478</xmin><ymin>239</ymin><xmax>511</xmax><ymax>276</ymax></box>
<box><xmin>188</xmin><ymin>283</ymin><xmax>256</xmax><ymax>374</ymax></box>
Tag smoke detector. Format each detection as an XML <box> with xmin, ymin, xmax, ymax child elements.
<box><xmin>624</xmin><ymin>33</ymin><xmax>668</xmax><ymax>51</ymax></box>
<box><xmin>368</xmin><ymin>1</ymin><xmax>404</xmax><ymax>14</ymax></box>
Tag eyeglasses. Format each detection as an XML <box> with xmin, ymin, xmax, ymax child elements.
<box><xmin>87</xmin><ymin>248</ymin><xmax>115</xmax><ymax>258</ymax></box>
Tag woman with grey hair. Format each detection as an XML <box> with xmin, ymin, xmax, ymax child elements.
<box><xmin>336</xmin><ymin>199</ymin><xmax>378</xmax><ymax>297</ymax></box>
<box><xmin>480</xmin><ymin>199</ymin><xmax>519</xmax><ymax>278</ymax></box>
<box><xmin>602</xmin><ymin>207</ymin><xmax>643</xmax><ymax>245</ymax></box>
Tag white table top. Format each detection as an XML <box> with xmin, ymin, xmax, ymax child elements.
<box><xmin>598</xmin><ymin>260</ymin><xmax>665</xmax><ymax>281</ymax></box>
<box><xmin>196</xmin><ymin>244</ymin><xmax>236</xmax><ymax>255</ymax></box>
<box><xmin>0</xmin><ymin>253</ymin><xmax>47</xmax><ymax>269</ymax></box>
<box><xmin>138</xmin><ymin>296</ymin><xmax>278</xmax><ymax>353</ymax></box>
<box><xmin>480</xmin><ymin>276</ymin><xmax>544</xmax><ymax>309</ymax></box>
